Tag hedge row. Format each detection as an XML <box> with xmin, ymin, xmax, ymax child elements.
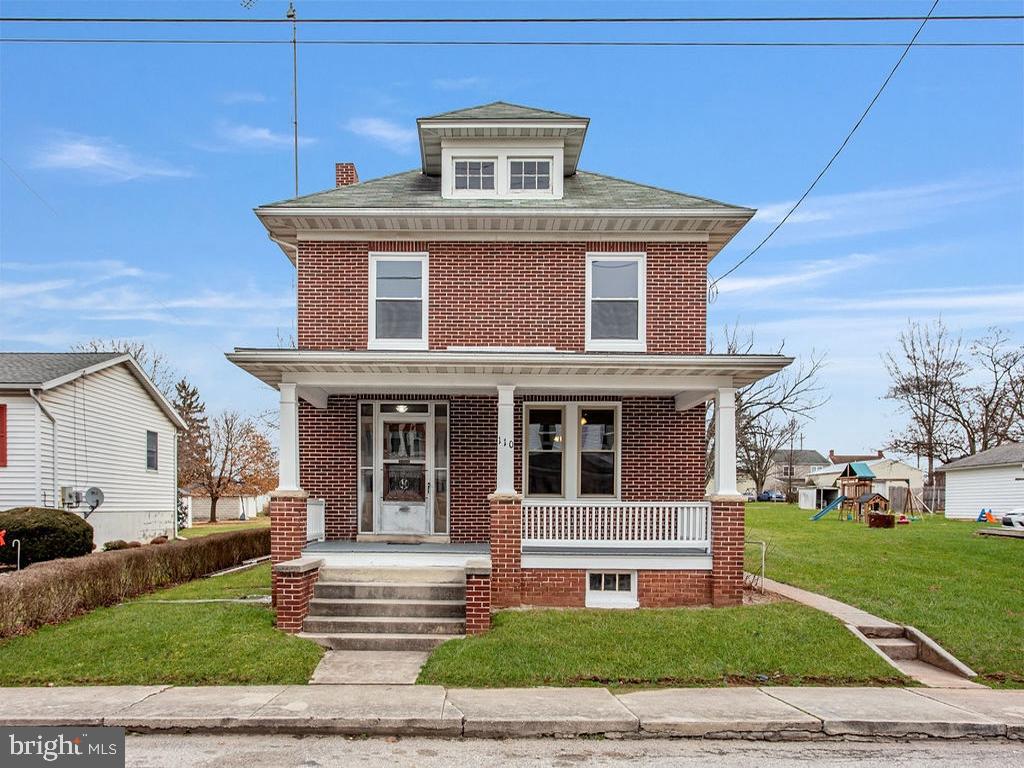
<box><xmin>0</xmin><ymin>527</ymin><xmax>270</xmax><ymax>638</ymax></box>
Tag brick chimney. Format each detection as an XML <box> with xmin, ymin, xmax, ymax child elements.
<box><xmin>335</xmin><ymin>162</ymin><xmax>358</xmax><ymax>187</ymax></box>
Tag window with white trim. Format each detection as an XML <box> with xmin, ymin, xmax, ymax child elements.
<box><xmin>369</xmin><ymin>254</ymin><xmax>428</xmax><ymax>349</ymax></box>
<box><xmin>586</xmin><ymin>571</ymin><xmax>638</xmax><ymax>608</ymax></box>
<box><xmin>579</xmin><ymin>407</ymin><xmax>617</xmax><ymax>497</ymax></box>
<box><xmin>509</xmin><ymin>159</ymin><xmax>551</xmax><ymax>191</ymax></box>
<box><xmin>453</xmin><ymin>159</ymin><xmax>495</xmax><ymax>191</ymax></box>
<box><xmin>586</xmin><ymin>254</ymin><xmax>646</xmax><ymax>351</ymax></box>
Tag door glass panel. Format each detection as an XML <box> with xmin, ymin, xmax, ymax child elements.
<box><xmin>433</xmin><ymin>469</ymin><xmax>448</xmax><ymax>534</ymax></box>
<box><xmin>383</xmin><ymin>464</ymin><xmax>425</xmax><ymax>502</ymax></box>
<box><xmin>380</xmin><ymin>403</ymin><xmax>429</xmax><ymax>414</ymax></box>
<box><xmin>580</xmin><ymin>409</ymin><xmax>615</xmax><ymax>450</ymax></box>
<box><xmin>434</xmin><ymin>407</ymin><xmax>449</xmax><ymax>468</ymax></box>
<box><xmin>383</xmin><ymin>422</ymin><xmax>426</xmax><ymax>460</ymax></box>
<box><xmin>359</xmin><ymin>469</ymin><xmax>374</xmax><ymax>531</ymax></box>
<box><xmin>359</xmin><ymin>408</ymin><xmax>373</xmax><ymax>466</ymax></box>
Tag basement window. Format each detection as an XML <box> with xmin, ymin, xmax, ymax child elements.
<box><xmin>586</xmin><ymin>571</ymin><xmax>638</xmax><ymax>609</ymax></box>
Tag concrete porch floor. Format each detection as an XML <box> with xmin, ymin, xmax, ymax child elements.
<box><xmin>302</xmin><ymin>540</ymin><xmax>490</xmax><ymax>568</ymax></box>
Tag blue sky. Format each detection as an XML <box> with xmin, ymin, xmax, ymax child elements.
<box><xmin>1</xmin><ymin>0</ymin><xmax>1022</xmax><ymax>459</ymax></box>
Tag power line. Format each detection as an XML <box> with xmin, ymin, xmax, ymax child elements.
<box><xmin>1</xmin><ymin>14</ymin><xmax>1021</xmax><ymax>24</ymax></box>
<box><xmin>1</xmin><ymin>38</ymin><xmax>1019</xmax><ymax>47</ymax></box>
<box><xmin>707</xmin><ymin>0</ymin><xmax>944</xmax><ymax>298</ymax></box>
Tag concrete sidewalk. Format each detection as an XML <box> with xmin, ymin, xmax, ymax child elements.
<box><xmin>0</xmin><ymin>685</ymin><xmax>1021</xmax><ymax>740</ymax></box>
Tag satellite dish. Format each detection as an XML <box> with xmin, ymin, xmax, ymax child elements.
<box><xmin>84</xmin><ymin>487</ymin><xmax>104</xmax><ymax>513</ymax></box>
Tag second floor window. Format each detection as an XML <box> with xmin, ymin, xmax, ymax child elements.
<box><xmin>586</xmin><ymin>254</ymin><xmax>646</xmax><ymax>351</ymax></box>
<box><xmin>510</xmin><ymin>159</ymin><xmax>551</xmax><ymax>191</ymax></box>
<box><xmin>369</xmin><ymin>254</ymin><xmax>428</xmax><ymax>349</ymax></box>
<box><xmin>454</xmin><ymin>160</ymin><xmax>495</xmax><ymax>191</ymax></box>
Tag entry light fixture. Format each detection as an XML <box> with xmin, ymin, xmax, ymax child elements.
<box><xmin>395</xmin><ymin>404</ymin><xmax>409</xmax><ymax>413</ymax></box>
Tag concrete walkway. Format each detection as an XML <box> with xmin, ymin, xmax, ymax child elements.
<box><xmin>309</xmin><ymin>651</ymin><xmax>429</xmax><ymax>684</ymax></box>
<box><xmin>1</xmin><ymin>685</ymin><xmax>1021</xmax><ymax>739</ymax></box>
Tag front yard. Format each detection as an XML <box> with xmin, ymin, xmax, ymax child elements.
<box><xmin>0</xmin><ymin>562</ymin><xmax>321</xmax><ymax>686</ymax></box>
<box><xmin>745</xmin><ymin>502</ymin><xmax>1022</xmax><ymax>688</ymax></box>
<box><xmin>178</xmin><ymin>516</ymin><xmax>270</xmax><ymax>539</ymax></box>
<box><xmin>418</xmin><ymin>602</ymin><xmax>904</xmax><ymax>688</ymax></box>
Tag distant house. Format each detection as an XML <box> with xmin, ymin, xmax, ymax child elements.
<box><xmin>765</xmin><ymin>449</ymin><xmax>829</xmax><ymax>493</ymax></box>
<box><xmin>799</xmin><ymin>457</ymin><xmax>924</xmax><ymax>511</ymax></box>
<box><xmin>935</xmin><ymin>443</ymin><xmax>1024</xmax><ymax>520</ymax></box>
<box><xmin>0</xmin><ymin>352</ymin><xmax>185</xmax><ymax>546</ymax></box>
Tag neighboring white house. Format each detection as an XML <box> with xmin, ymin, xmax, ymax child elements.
<box><xmin>935</xmin><ymin>442</ymin><xmax>1024</xmax><ymax>520</ymax></box>
<box><xmin>0</xmin><ymin>352</ymin><xmax>185</xmax><ymax>546</ymax></box>
<box><xmin>799</xmin><ymin>457</ymin><xmax>925</xmax><ymax>510</ymax></box>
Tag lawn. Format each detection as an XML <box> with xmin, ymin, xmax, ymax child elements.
<box><xmin>745</xmin><ymin>502</ymin><xmax>1022</xmax><ymax>688</ymax></box>
<box><xmin>179</xmin><ymin>516</ymin><xmax>270</xmax><ymax>539</ymax></box>
<box><xmin>418</xmin><ymin>602</ymin><xmax>904</xmax><ymax>688</ymax></box>
<box><xmin>0</xmin><ymin>562</ymin><xmax>321</xmax><ymax>686</ymax></box>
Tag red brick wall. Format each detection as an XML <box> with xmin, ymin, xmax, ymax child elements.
<box><xmin>711</xmin><ymin>499</ymin><xmax>745</xmax><ymax>606</ymax></box>
<box><xmin>489</xmin><ymin>497</ymin><xmax>522</xmax><ymax>607</ymax></box>
<box><xmin>275</xmin><ymin>566</ymin><xmax>320</xmax><ymax>633</ymax></box>
<box><xmin>296</xmin><ymin>240</ymin><xmax>707</xmax><ymax>354</ymax></box>
<box><xmin>519</xmin><ymin>569</ymin><xmax>712</xmax><ymax>607</ymax></box>
<box><xmin>269</xmin><ymin>492</ymin><xmax>308</xmax><ymax>606</ymax></box>
<box><xmin>465</xmin><ymin>571</ymin><xmax>492</xmax><ymax>634</ymax></box>
<box><xmin>299</xmin><ymin>394</ymin><xmax>705</xmax><ymax>543</ymax></box>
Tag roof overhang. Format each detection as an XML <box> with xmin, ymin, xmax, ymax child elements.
<box><xmin>226</xmin><ymin>349</ymin><xmax>792</xmax><ymax>408</ymax></box>
<box><xmin>416</xmin><ymin>118</ymin><xmax>590</xmax><ymax>176</ymax></box>
<box><xmin>254</xmin><ymin>206</ymin><xmax>755</xmax><ymax>265</ymax></box>
<box><xmin>0</xmin><ymin>354</ymin><xmax>186</xmax><ymax>429</ymax></box>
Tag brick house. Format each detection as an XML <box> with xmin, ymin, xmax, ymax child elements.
<box><xmin>228</xmin><ymin>102</ymin><xmax>790</xmax><ymax>646</ymax></box>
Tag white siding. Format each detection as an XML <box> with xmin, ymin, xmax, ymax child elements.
<box><xmin>0</xmin><ymin>395</ymin><xmax>42</xmax><ymax>509</ymax></box>
<box><xmin>944</xmin><ymin>465</ymin><xmax>1024</xmax><ymax>519</ymax></box>
<box><xmin>41</xmin><ymin>364</ymin><xmax>177</xmax><ymax>545</ymax></box>
<box><xmin>190</xmin><ymin>494</ymin><xmax>269</xmax><ymax>522</ymax></box>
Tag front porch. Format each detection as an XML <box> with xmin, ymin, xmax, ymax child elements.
<box><xmin>303</xmin><ymin>539</ymin><xmax>489</xmax><ymax>568</ymax></box>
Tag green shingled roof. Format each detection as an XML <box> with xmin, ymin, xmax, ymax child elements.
<box><xmin>419</xmin><ymin>101</ymin><xmax>587</xmax><ymax>122</ymax></box>
<box><xmin>260</xmin><ymin>169</ymin><xmax>751</xmax><ymax>212</ymax></box>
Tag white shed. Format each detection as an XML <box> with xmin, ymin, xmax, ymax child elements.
<box><xmin>936</xmin><ymin>443</ymin><xmax>1024</xmax><ymax>520</ymax></box>
<box><xmin>0</xmin><ymin>352</ymin><xmax>186</xmax><ymax>546</ymax></box>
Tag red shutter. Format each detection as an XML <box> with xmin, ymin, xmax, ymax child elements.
<box><xmin>0</xmin><ymin>404</ymin><xmax>7</xmax><ymax>467</ymax></box>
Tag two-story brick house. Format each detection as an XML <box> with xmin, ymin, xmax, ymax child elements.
<box><xmin>228</xmin><ymin>102</ymin><xmax>790</xmax><ymax>647</ymax></box>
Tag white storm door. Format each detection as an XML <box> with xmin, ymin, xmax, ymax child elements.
<box><xmin>376</xmin><ymin>414</ymin><xmax>432</xmax><ymax>534</ymax></box>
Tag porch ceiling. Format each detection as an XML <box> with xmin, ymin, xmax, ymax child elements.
<box><xmin>227</xmin><ymin>349</ymin><xmax>792</xmax><ymax>403</ymax></box>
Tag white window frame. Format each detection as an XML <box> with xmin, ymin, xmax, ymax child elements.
<box><xmin>145</xmin><ymin>430</ymin><xmax>158</xmax><ymax>472</ymax></box>
<box><xmin>508</xmin><ymin>157</ymin><xmax>553</xmax><ymax>194</ymax></box>
<box><xmin>451</xmin><ymin>157</ymin><xmax>498</xmax><ymax>196</ymax></box>
<box><xmin>368</xmin><ymin>253</ymin><xmax>429</xmax><ymax>350</ymax></box>
<box><xmin>585</xmin><ymin>253</ymin><xmax>647</xmax><ymax>352</ymax></box>
<box><xmin>522</xmin><ymin>401</ymin><xmax>621</xmax><ymax>502</ymax></box>
<box><xmin>585</xmin><ymin>570</ymin><xmax>639</xmax><ymax>609</ymax></box>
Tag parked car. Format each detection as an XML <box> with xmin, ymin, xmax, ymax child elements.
<box><xmin>1001</xmin><ymin>509</ymin><xmax>1024</xmax><ymax>529</ymax></box>
<box><xmin>742</xmin><ymin>490</ymin><xmax>756</xmax><ymax>502</ymax></box>
<box><xmin>757</xmin><ymin>490</ymin><xmax>785</xmax><ymax>502</ymax></box>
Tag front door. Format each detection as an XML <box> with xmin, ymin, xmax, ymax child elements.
<box><xmin>377</xmin><ymin>414</ymin><xmax>432</xmax><ymax>534</ymax></box>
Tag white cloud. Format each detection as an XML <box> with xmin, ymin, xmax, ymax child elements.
<box><xmin>715</xmin><ymin>253</ymin><xmax>878</xmax><ymax>294</ymax></box>
<box><xmin>343</xmin><ymin>117</ymin><xmax>417</xmax><ymax>153</ymax></box>
<box><xmin>749</xmin><ymin>177</ymin><xmax>1018</xmax><ymax>244</ymax></box>
<box><xmin>220</xmin><ymin>90</ymin><xmax>267</xmax><ymax>104</ymax></box>
<box><xmin>32</xmin><ymin>134</ymin><xmax>191</xmax><ymax>181</ymax></box>
<box><xmin>213</xmin><ymin>121</ymin><xmax>315</xmax><ymax>150</ymax></box>
<box><xmin>431</xmin><ymin>76</ymin><xmax>486</xmax><ymax>91</ymax></box>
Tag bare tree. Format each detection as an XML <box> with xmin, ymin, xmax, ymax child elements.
<box><xmin>71</xmin><ymin>338</ymin><xmax>177</xmax><ymax>399</ymax></box>
<box><xmin>192</xmin><ymin>411</ymin><xmax>278</xmax><ymax>523</ymax></box>
<box><xmin>706</xmin><ymin>326</ymin><xmax>828</xmax><ymax>490</ymax></box>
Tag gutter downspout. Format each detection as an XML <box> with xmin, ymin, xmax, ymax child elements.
<box><xmin>29</xmin><ymin>389</ymin><xmax>58</xmax><ymax>507</ymax></box>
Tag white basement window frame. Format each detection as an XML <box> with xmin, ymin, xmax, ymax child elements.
<box><xmin>368</xmin><ymin>253</ymin><xmax>429</xmax><ymax>350</ymax></box>
<box><xmin>585</xmin><ymin>253</ymin><xmax>646</xmax><ymax>352</ymax></box>
<box><xmin>585</xmin><ymin>571</ymin><xmax>638</xmax><ymax>609</ymax></box>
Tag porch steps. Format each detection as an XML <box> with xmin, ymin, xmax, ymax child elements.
<box><xmin>300</xmin><ymin>566</ymin><xmax>467</xmax><ymax>651</ymax></box>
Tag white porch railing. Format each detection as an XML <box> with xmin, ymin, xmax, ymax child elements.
<box><xmin>306</xmin><ymin>498</ymin><xmax>326</xmax><ymax>542</ymax></box>
<box><xmin>521</xmin><ymin>501</ymin><xmax>711</xmax><ymax>551</ymax></box>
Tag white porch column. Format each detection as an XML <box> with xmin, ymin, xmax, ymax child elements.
<box><xmin>495</xmin><ymin>385</ymin><xmax>517</xmax><ymax>495</ymax></box>
<box><xmin>713</xmin><ymin>386</ymin><xmax>739</xmax><ymax>497</ymax></box>
<box><xmin>278</xmin><ymin>382</ymin><xmax>301</xmax><ymax>491</ymax></box>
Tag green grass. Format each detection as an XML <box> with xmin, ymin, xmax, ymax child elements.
<box><xmin>745</xmin><ymin>502</ymin><xmax>1023</xmax><ymax>688</ymax></box>
<box><xmin>0</xmin><ymin>562</ymin><xmax>321</xmax><ymax>686</ymax></box>
<box><xmin>178</xmin><ymin>516</ymin><xmax>270</xmax><ymax>539</ymax></box>
<box><xmin>137</xmin><ymin>562</ymin><xmax>271</xmax><ymax>601</ymax></box>
<box><xmin>418</xmin><ymin>603</ymin><xmax>904</xmax><ymax>688</ymax></box>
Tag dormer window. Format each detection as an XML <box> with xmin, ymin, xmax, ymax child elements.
<box><xmin>454</xmin><ymin>160</ymin><xmax>495</xmax><ymax>191</ymax></box>
<box><xmin>510</xmin><ymin>159</ymin><xmax>550</xmax><ymax>191</ymax></box>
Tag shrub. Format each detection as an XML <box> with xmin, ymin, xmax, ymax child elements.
<box><xmin>0</xmin><ymin>527</ymin><xmax>269</xmax><ymax>638</ymax></box>
<box><xmin>150</xmin><ymin>536</ymin><xmax>168</xmax><ymax>545</ymax></box>
<box><xmin>103</xmin><ymin>540</ymin><xmax>129</xmax><ymax>551</ymax></box>
<box><xmin>0</xmin><ymin>507</ymin><xmax>93</xmax><ymax>567</ymax></box>
<box><xmin>127</xmin><ymin>541</ymin><xmax>142</xmax><ymax>548</ymax></box>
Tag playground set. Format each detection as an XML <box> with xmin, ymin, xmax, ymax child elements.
<box><xmin>810</xmin><ymin>462</ymin><xmax>919</xmax><ymax>525</ymax></box>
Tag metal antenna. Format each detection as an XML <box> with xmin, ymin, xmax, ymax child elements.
<box><xmin>288</xmin><ymin>1</ymin><xmax>298</xmax><ymax>197</ymax></box>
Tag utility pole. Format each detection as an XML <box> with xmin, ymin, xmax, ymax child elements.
<box><xmin>288</xmin><ymin>2</ymin><xmax>298</xmax><ymax>197</ymax></box>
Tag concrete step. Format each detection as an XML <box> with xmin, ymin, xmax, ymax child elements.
<box><xmin>318</xmin><ymin>567</ymin><xmax>466</xmax><ymax>584</ymax></box>
<box><xmin>858</xmin><ymin>624</ymin><xmax>906</xmax><ymax>639</ymax></box>
<box><xmin>299</xmin><ymin>632</ymin><xmax>460</xmax><ymax>652</ymax></box>
<box><xmin>307</xmin><ymin>597</ymin><xmax>466</xmax><ymax>618</ymax></box>
<box><xmin>874</xmin><ymin>637</ymin><xmax>919</xmax><ymax>661</ymax></box>
<box><xmin>313</xmin><ymin>582</ymin><xmax>466</xmax><ymax>601</ymax></box>
<box><xmin>302</xmin><ymin>615</ymin><xmax>466</xmax><ymax>636</ymax></box>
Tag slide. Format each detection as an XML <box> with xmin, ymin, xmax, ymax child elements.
<box><xmin>811</xmin><ymin>495</ymin><xmax>846</xmax><ymax>521</ymax></box>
